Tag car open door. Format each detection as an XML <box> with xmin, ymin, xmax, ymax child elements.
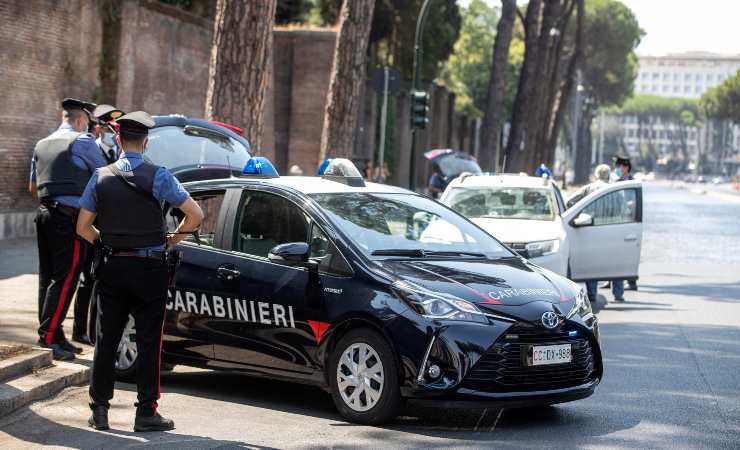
<box><xmin>562</xmin><ymin>181</ymin><xmax>643</xmax><ymax>282</ymax></box>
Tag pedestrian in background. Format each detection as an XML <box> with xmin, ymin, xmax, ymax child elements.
<box><xmin>428</xmin><ymin>163</ymin><xmax>447</xmax><ymax>198</ymax></box>
<box><xmin>29</xmin><ymin>98</ymin><xmax>108</xmax><ymax>360</ymax></box>
<box><xmin>77</xmin><ymin>111</ymin><xmax>203</xmax><ymax>432</ymax></box>
<box><xmin>71</xmin><ymin>104</ymin><xmax>126</xmax><ymax>346</ymax></box>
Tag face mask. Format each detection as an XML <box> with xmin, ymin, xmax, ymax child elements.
<box><xmin>101</xmin><ymin>132</ymin><xmax>116</xmax><ymax>147</ymax></box>
<box><xmin>615</xmin><ymin>168</ymin><xmax>623</xmax><ymax>178</ymax></box>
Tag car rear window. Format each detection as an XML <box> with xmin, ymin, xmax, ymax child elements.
<box><xmin>145</xmin><ymin>125</ymin><xmax>250</xmax><ymax>175</ymax></box>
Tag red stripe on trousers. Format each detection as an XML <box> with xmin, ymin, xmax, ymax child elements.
<box><xmin>45</xmin><ymin>239</ymin><xmax>81</xmax><ymax>345</ymax></box>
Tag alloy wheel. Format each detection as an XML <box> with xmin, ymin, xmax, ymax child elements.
<box><xmin>115</xmin><ymin>315</ymin><xmax>137</xmax><ymax>370</ymax></box>
<box><xmin>336</xmin><ymin>342</ymin><xmax>385</xmax><ymax>412</ymax></box>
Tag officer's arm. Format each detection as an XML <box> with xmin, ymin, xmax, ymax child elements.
<box><xmin>167</xmin><ymin>197</ymin><xmax>204</xmax><ymax>250</ymax></box>
<box><xmin>77</xmin><ymin>208</ymin><xmax>100</xmax><ymax>244</ymax></box>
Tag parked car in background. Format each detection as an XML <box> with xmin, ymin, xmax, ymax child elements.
<box><xmin>441</xmin><ymin>174</ymin><xmax>643</xmax><ymax>285</ymax></box>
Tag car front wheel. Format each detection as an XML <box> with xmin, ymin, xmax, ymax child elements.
<box><xmin>329</xmin><ymin>328</ymin><xmax>402</xmax><ymax>425</ymax></box>
<box><xmin>115</xmin><ymin>315</ymin><xmax>138</xmax><ymax>382</ymax></box>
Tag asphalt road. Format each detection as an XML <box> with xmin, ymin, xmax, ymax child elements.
<box><xmin>1</xmin><ymin>182</ymin><xmax>739</xmax><ymax>449</ymax></box>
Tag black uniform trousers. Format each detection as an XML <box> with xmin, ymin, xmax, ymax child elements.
<box><xmin>89</xmin><ymin>255</ymin><xmax>167</xmax><ymax>416</ymax></box>
<box><xmin>36</xmin><ymin>205</ymin><xmax>87</xmax><ymax>345</ymax></box>
<box><xmin>73</xmin><ymin>241</ymin><xmax>95</xmax><ymax>338</ymax></box>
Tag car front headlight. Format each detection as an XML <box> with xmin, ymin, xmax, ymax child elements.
<box><xmin>392</xmin><ymin>281</ymin><xmax>487</xmax><ymax>324</ymax></box>
<box><xmin>567</xmin><ymin>288</ymin><xmax>592</xmax><ymax>318</ymax></box>
<box><xmin>525</xmin><ymin>239</ymin><xmax>560</xmax><ymax>258</ymax></box>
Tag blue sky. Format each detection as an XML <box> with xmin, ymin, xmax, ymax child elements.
<box><xmin>458</xmin><ymin>0</ymin><xmax>740</xmax><ymax>56</ymax></box>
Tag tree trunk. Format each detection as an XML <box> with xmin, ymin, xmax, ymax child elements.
<box><xmin>573</xmin><ymin>106</ymin><xmax>593</xmax><ymax>184</ymax></box>
<box><xmin>319</xmin><ymin>0</ymin><xmax>376</xmax><ymax>161</ymax></box>
<box><xmin>205</xmin><ymin>0</ymin><xmax>277</xmax><ymax>152</ymax></box>
<box><xmin>504</xmin><ymin>0</ymin><xmax>543</xmax><ymax>172</ymax></box>
<box><xmin>478</xmin><ymin>0</ymin><xmax>516</xmax><ymax>172</ymax></box>
<box><xmin>543</xmin><ymin>0</ymin><xmax>583</xmax><ymax>168</ymax></box>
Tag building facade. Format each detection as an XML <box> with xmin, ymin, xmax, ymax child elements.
<box><xmin>635</xmin><ymin>52</ymin><xmax>740</xmax><ymax>98</ymax></box>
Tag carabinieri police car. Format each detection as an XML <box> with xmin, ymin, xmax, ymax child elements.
<box><xmin>113</xmin><ymin>158</ymin><xmax>602</xmax><ymax>425</ymax></box>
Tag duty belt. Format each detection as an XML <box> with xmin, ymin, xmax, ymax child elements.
<box><xmin>40</xmin><ymin>200</ymin><xmax>79</xmax><ymax>218</ymax></box>
<box><xmin>111</xmin><ymin>249</ymin><xmax>167</xmax><ymax>260</ymax></box>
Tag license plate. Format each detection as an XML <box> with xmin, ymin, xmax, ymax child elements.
<box><xmin>530</xmin><ymin>344</ymin><xmax>572</xmax><ymax>366</ymax></box>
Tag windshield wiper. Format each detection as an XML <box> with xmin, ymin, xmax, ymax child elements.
<box><xmin>371</xmin><ymin>249</ymin><xmax>426</xmax><ymax>257</ymax></box>
<box><xmin>424</xmin><ymin>250</ymin><xmax>486</xmax><ymax>258</ymax></box>
<box><xmin>370</xmin><ymin>249</ymin><xmax>485</xmax><ymax>258</ymax></box>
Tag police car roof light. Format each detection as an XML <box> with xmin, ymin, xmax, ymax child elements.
<box><xmin>318</xmin><ymin>158</ymin><xmax>365</xmax><ymax>187</ymax></box>
<box><xmin>242</xmin><ymin>157</ymin><xmax>279</xmax><ymax>178</ymax></box>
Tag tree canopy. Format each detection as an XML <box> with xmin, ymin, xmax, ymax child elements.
<box><xmin>701</xmin><ymin>69</ymin><xmax>740</xmax><ymax>124</ymax></box>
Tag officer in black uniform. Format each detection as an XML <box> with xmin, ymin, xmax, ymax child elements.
<box><xmin>77</xmin><ymin>111</ymin><xmax>203</xmax><ymax>432</ymax></box>
<box><xmin>30</xmin><ymin>98</ymin><xmax>108</xmax><ymax>360</ymax></box>
<box><xmin>72</xmin><ymin>104</ymin><xmax>125</xmax><ymax>346</ymax></box>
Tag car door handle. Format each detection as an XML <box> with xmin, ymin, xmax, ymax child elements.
<box><xmin>217</xmin><ymin>265</ymin><xmax>241</xmax><ymax>280</ymax></box>
<box><xmin>624</xmin><ymin>234</ymin><xmax>638</xmax><ymax>242</ymax></box>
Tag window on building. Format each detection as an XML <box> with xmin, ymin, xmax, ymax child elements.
<box><xmin>663</xmin><ymin>73</ymin><xmax>670</xmax><ymax>81</ymax></box>
<box><xmin>685</xmin><ymin>73</ymin><xmax>691</xmax><ymax>81</ymax></box>
<box><xmin>653</xmin><ymin>72</ymin><xmax>660</xmax><ymax>79</ymax></box>
<box><xmin>707</xmin><ymin>73</ymin><xmax>714</xmax><ymax>82</ymax></box>
<box><xmin>673</xmin><ymin>73</ymin><xmax>680</xmax><ymax>81</ymax></box>
<box><xmin>641</xmin><ymin>72</ymin><xmax>648</xmax><ymax>80</ymax></box>
<box><xmin>673</xmin><ymin>85</ymin><xmax>679</xmax><ymax>93</ymax></box>
<box><xmin>695</xmin><ymin>85</ymin><xmax>702</xmax><ymax>93</ymax></box>
<box><xmin>695</xmin><ymin>73</ymin><xmax>701</xmax><ymax>81</ymax></box>
<box><xmin>684</xmin><ymin>85</ymin><xmax>691</xmax><ymax>93</ymax></box>
<box><xmin>662</xmin><ymin>85</ymin><xmax>669</xmax><ymax>92</ymax></box>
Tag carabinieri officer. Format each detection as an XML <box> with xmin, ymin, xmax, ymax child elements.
<box><xmin>30</xmin><ymin>98</ymin><xmax>108</xmax><ymax>360</ymax></box>
<box><xmin>76</xmin><ymin>111</ymin><xmax>203</xmax><ymax>432</ymax></box>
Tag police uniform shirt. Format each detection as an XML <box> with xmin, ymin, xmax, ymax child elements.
<box><xmin>79</xmin><ymin>152</ymin><xmax>189</xmax><ymax>251</ymax></box>
<box><xmin>30</xmin><ymin>122</ymin><xmax>110</xmax><ymax>208</ymax></box>
<box><xmin>95</xmin><ymin>136</ymin><xmax>119</xmax><ymax>163</ymax></box>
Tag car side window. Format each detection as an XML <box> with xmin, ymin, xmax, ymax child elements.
<box><xmin>237</xmin><ymin>191</ymin><xmax>309</xmax><ymax>258</ymax></box>
<box><xmin>582</xmin><ymin>188</ymin><xmax>638</xmax><ymax>226</ymax></box>
<box><xmin>552</xmin><ymin>185</ymin><xmax>566</xmax><ymax>213</ymax></box>
<box><xmin>167</xmin><ymin>190</ymin><xmax>225</xmax><ymax>247</ymax></box>
<box><xmin>309</xmin><ymin>224</ymin><xmax>353</xmax><ymax>277</ymax></box>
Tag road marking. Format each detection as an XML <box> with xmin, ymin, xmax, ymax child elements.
<box><xmin>473</xmin><ymin>408</ymin><xmax>488</xmax><ymax>432</ymax></box>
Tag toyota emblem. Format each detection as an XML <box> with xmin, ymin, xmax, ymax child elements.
<box><xmin>541</xmin><ymin>311</ymin><xmax>560</xmax><ymax>329</ymax></box>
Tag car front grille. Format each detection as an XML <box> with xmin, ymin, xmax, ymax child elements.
<box><xmin>504</xmin><ymin>242</ymin><xmax>529</xmax><ymax>258</ymax></box>
<box><xmin>461</xmin><ymin>322</ymin><xmax>597</xmax><ymax>393</ymax></box>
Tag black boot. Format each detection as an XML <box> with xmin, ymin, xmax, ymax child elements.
<box><xmin>57</xmin><ymin>338</ymin><xmax>83</xmax><ymax>355</ymax></box>
<box><xmin>37</xmin><ymin>339</ymin><xmax>75</xmax><ymax>361</ymax></box>
<box><xmin>72</xmin><ymin>333</ymin><xmax>94</xmax><ymax>346</ymax></box>
<box><xmin>88</xmin><ymin>404</ymin><xmax>109</xmax><ymax>431</ymax></box>
<box><xmin>134</xmin><ymin>412</ymin><xmax>175</xmax><ymax>432</ymax></box>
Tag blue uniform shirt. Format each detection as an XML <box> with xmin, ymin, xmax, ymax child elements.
<box><xmin>80</xmin><ymin>152</ymin><xmax>190</xmax><ymax>251</ymax></box>
<box><xmin>30</xmin><ymin>122</ymin><xmax>109</xmax><ymax>208</ymax></box>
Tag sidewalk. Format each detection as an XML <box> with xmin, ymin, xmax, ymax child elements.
<box><xmin>0</xmin><ymin>238</ymin><xmax>41</xmax><ymax>346</ymax></box>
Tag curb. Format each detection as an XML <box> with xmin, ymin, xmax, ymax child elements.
<box><xmin>0</xmin><ymin>359</ymin><xmax>91</xmax><ymax>418</ymax></box>
<box><xmin>0</xmin><ymin>349</ymin><xmax>53</xmax><ymax>383</ymax></box>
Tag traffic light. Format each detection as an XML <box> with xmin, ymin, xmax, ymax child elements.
<box><xmin>410</xmin><ymin>90</ymin><xmax>430</xmax><ymax>129</ymax></box>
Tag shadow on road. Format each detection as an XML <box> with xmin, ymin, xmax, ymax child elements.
<box><xmin>0</xmin><ymin>404</ymin><xmax>274</xmax><ymax>449</ymax></box>
<box><xmin>0</xmin><ymin>238</ymin><xmax>37</xmax><ymax>280</ymax></box>
<box><xmin>640</xmin><ymin>281</ymin><xmax>740</xmax><ymax>303</ymax></box>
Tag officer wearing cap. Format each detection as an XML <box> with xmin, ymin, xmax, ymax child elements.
<box><xmin>610</xmin><ymin>154</ymin><xmax>636</xmax><ymax>299</ymax></box>
<box><xmin>77</xmin><ymin>111</ymin><xmax>203</xmax><ymax>432</ymax></box>
<box><xmin>29</xmin><ymin>98</ymin><xmax>109</xmax><ymax>360</ymax></box>
<box><xmin>71</xmin><ymin>104</ymin><xmax>126</xmax><ymax>346</ymax></box>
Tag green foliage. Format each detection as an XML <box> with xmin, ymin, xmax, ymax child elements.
<box><xmin>440</xmin><ymin>0</ymin><xmax>497</xmax><ymax>117</ymax></box>
<box><xmin>700</xmin><ymin>69</ymin><xmax>740</xmax><ymax>124</ymax></box>
<box><xmin>311</xmin><ymin>0</ymin><xmax>462</xmax><ymax>80</ymax></box>
<box><xmin>616</xmin><ymin>94</ymin><xmax>701</xmax><ymax>123</ymax></box>
<box><xmin>440</xmin><ymin>0</ymin><xmax>523</xmax><ymax>118</ymax></box>
<box><xmin>276</xmin><ymin>0</ymin><xmax>312</xmax><ymax>24</ymax></box>
<box><xmin>582</xmin><ymin>0</ymin><xmax>644</xmax><ymax>108</ymax></box>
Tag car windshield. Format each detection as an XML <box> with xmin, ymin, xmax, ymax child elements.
<box><xmin>310</xmin><ymin>193</ymin><xmax>511</xmax><ymax>258</ymax></box>
<box><xmin>446</xmin><ymin>187</ymin><xmax>556</xmax><ymax>221</ymax></box>
<box><xmin>144</xmin><ymin>125</ymin><xmax>250</xmax><ymax>174</ymax></box>
<box><xmin>436</xmin><ymin>154</ymin><xmax>482</xmax><ymax>177</ymax></box>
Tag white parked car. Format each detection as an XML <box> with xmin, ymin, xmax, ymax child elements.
<box><xmin>440</xmin><ymin>174</ymin><xmax>643</xmax><ymax>284</ymax></box>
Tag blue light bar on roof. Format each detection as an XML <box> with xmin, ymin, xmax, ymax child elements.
<box><xmin>243</xmin><ymin>157</ymin><xmax>279</xmax><ymax>177</ymax></box>
<box><xmin>318</xmin><ymin>158</ymin><xmax>365</xmax><ymax>187</ymax></box>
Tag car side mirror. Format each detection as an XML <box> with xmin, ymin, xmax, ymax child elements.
<box><xmin>268</xmin><ymin>242</ymin><xmax>315</xmax><ymax>269</ymax></box>
<box><xmin>572</xmin><ymin>212</ymin><xmax>594</xmax><ymax>227</ymax></box>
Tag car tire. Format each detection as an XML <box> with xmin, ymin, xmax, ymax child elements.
<box><xmin>328</xmin><ymin>328</ymin><xmax>402</xmax><ymax>425</ymax></box>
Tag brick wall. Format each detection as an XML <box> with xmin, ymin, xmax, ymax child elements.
<box><xmin>0</xmin><ymin>0</ymin><xmax>101</xmax><ymax>214</ymax></box>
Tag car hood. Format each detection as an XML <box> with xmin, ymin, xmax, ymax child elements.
<box><xmin>470</xmin><ymin>218</ymin><xmax>560</xmax><ymax>243</ymax></box>
<box><xmin>377</xmin><ymin>257</ymin><xmax>579</xmax><ymax>320</ymax></box>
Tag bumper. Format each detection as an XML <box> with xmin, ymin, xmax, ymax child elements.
<box><xmin>407</xmin><ymin>379</ymin><xmax>599</xmax><ymax>409</ymax></box>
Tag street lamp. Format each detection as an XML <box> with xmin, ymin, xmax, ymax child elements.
<box><xmin>408</xmin><ymin>0</ymin><xmax>433</xmax><ymax>191</ymax></box>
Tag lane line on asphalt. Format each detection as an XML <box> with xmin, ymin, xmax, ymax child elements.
<box><xmin>489</xmin><ymin>408</ymin><xmax>504</xmax><ymax>432</ymax></box>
